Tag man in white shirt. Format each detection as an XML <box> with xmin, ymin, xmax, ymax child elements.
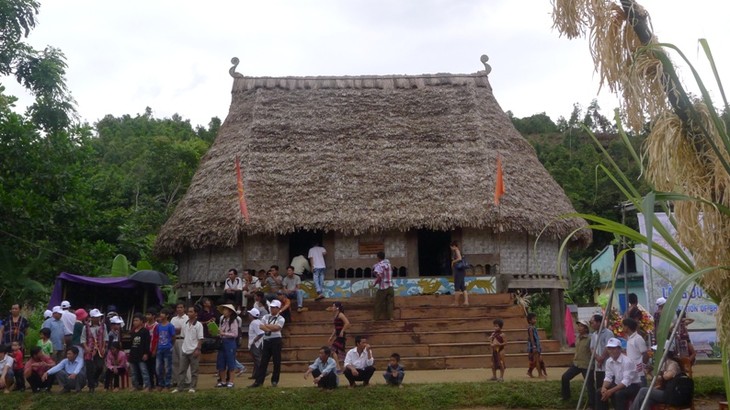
<box><xmin>223</xmin><ymin>268</ymin><xmax>244</xmax><ymax>309</ymax></box>
<box><xmin>172</xmin><ymin>305</ymin><xmax>204</xmax><ymax>393</ymax></box>
<box><xmin>249</xmin><ymin>300</ymin><xmax>285</xmax><ymax>388</ymax></box>
<box><xmin>589</xmin><ymin>314</ymin><xmax>614</xmax><ymax>409</ymax></box>
<box><xmin>170</xmin><ymin>303</ymin><xmax>190</xmax><ymax>387</ymax></box>
<box><xmin>0</xmin><ymin>344</ymin><xmax>15</xmax><ymax>393</ymax></box>
<box><xmin>599</xmin><ymin>338</ymin><xmax>642</xmax><ymax>410</ymax></box>
<box><xmin>60</xmin><ymin>300</ymin><xmax>75</xmax><ymax>346</ymax></box>
<box><xmin>290</xmin><ymin>254</ymin><xmax>310</xmax><ymax>278</ymax></box>
<box><xmin>246</xmin><ymin>308</ymin><xmax>265</xmax><ymax>380</ymax></box>
<box><xmin>622</xmin><ymin>318</ymin><xmax>648</xmax><ymax>385</ymax></box>
<box><xmin>343</xmin><ymin>336</ymin><xmax>375</xmax><ymax>387</ymax></box>
<box><xmin>308</xmin><ymin>243</ymin><xmax>327</xmax><ymax>300</ymax></box>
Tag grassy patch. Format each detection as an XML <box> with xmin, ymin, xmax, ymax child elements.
<box><xmin>9</xmin><ymin>378</ymin><xmax>726</xmax><ymax>410</ymax></box>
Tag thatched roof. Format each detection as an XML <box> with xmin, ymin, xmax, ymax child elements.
<box><xmin>155</xmin><ymin>70</ymin><xmax>590</xmax><ymax>256</ymax></box>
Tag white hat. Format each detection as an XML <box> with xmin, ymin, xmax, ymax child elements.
<box><xmin>606</xmin><ymin>337</ymin><xmax>622</xmax><ymax>348</ymax></box>
<box><xmin>52</xmin><ymin>306</ymin><xmax>63</xmax><ymax>314</ymax></box>
<box><xmin>269</xmin><ymin>299</ymin><xmax>282</xmax><ymax>309</ymax></box>
<box><xmin>89</xmin><ymin>308</ymin><xmax>103</xmax><ymax>318</ymax></box>
<box><xmin>61</xmin><ymin>300</ymin><xmax>71</xmax><ymax>309</ymax></box>
<box><xmin>43</xmin><ymin>309</ymin><xmax>53</xmax><ymax>319</ymax></box>
<box><xmin>577</xmin><ymin>319</ymin><xmax>590</xmax><ymax>328</ymax></box>
<box><xmin>247</xmin><ymin>308</ymin><xmax>261</xmax><ymax>318</ymax></box>
<box><xmin>656</xmin><ymin>297</ymin><xmax>667</xmax><ymax>306</ymax></box>
<box><xmin>109</xmin><ymin>316</ymin><xmax>124</xmax><ymax>325</ymax></box>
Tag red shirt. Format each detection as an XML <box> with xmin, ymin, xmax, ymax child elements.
<box><xmin>24</xmin><ymin>354</ymin><xmax>55</xmax><ymax>377</ymax></box>
<box><xmin>12</xmin><ymin>350</ymin><xmax>23</xmax><ymax>370</ymax></box>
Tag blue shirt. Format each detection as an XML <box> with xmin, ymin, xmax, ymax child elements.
<box><xmin>308</xmin><ymin>356</ymin><xmax>337</xmax><ymax>375</ymax></box>
<box><xmin>46</xmin><ymin>318</ymin><xmax>66</xmax><ymax>351</ymax></box>
<box><xmin>47</xmin><ymin>356</ymin><xmax>84</xmax><ymax>376</ymax></box>
<box><xmin>155</xmin><ymin>323</ymin><xmax>176</xmax><ymax>351</ymax></box>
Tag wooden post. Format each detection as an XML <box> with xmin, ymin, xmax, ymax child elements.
<box><xmin>550</xmin><ymin>288</ymin><xmax>566</xmax><ymax>346</ymax></box>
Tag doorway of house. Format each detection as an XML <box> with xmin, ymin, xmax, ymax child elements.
<box><xmin>417</xmin><ymin>229</ymin><xmax>451</xmax><ymax>276</ymax></box>
<box><xmin>289</xmin><ymin>229</ymin><xmax>323</xmax><ymax>279</ymax></box>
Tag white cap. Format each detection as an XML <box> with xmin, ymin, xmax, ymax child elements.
<box><xmin>52</xmin><ymin>306</ymin><xmax>63</xmax><ymax>314</ymax></box>
<box><xmin>247</xmin><ymin>308</ymin><xmax>261</xmax><ymax>318</ymax></box>
<box><xmin>269</xmin><ymin>299</ymin><xmax>282</xmax><ymax>308</ymax></box>
<box><xmin>89</xmin><ymin>308</ymin><xmax>103</xmax><ymax>318</ymax></box>
<box><xmin>656</xmin><ymin>297</ymin><xmax>667</xmax><ymax>306</ymax></box>
<box><xmin>606</xmin><ymin>337</ymin><xmax>622</xmax><ymax>348</ymax></box>
<box><xmin>109</xmin><ymin>316</ymin><xmax>124</xmax><ymax>325</ymax></box>
<box><xmin>43</xmin><ymin>309</ymin><xmax>53</xmax><ymax>319</ymax></box>
<box><xmin>61</xmin><ymin>300</ymin><xmax>71</xmax><ymax>309</ymax></box>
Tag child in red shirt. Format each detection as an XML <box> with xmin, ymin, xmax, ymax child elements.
<box><xmin>10</xmin><ymin>341</ymin><xmax>25</xmax><ymax>391</ymax></box>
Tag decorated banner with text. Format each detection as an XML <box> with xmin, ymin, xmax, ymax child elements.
<box><xmin>637</xmin><ymin>212</ymin><xmax>719</xmax><ymax>356</ymax></box>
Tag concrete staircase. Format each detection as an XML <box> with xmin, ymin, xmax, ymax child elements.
<box><xmin>200</xmin><ymin>293</ymin><xmax>572</xmax><ymax>373</ymax></box>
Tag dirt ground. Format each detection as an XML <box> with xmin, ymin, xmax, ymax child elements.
<box><xmin>195</xmin><ymin>363</ymin><xmax>724</xmax><ymax>389</ymax></box>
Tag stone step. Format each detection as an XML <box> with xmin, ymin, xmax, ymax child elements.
<box><xmin>282</xmin><ymin>329</ymin><xmax>548</xmax><ymax>347</ymax></box>
<box><xmin>283</xmin><ymin>316</ymin><xmax>529</xmax><ymax>335</ymax></box>
<box><xmin>294</xmin><ymin>303</ymin><xmax>523</xmax><ymax>322</ymax></box>
<box><xmin>294</xmin><ymin>292</ymin><xmax>513</xmax><ymax>310</ymax></box>
<box><xmin>201</xmin><ymin>338</ymin><xmax>561</xmax><ymax>363</ymax></box>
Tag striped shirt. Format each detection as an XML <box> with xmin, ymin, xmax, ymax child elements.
<box><xmin>373</xmin><ymin>259</ymin><xmax>393</xmax><ymax>290</ymax></box>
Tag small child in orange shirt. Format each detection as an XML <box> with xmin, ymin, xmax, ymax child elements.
<box><xmin>489</xmin><ymin>319</ymin><xmax>506</xmax><ymax>381</ymax></box>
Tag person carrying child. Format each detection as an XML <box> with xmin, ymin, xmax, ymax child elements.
<box><xmin>489</xmin><ymin>318</ymin><xmax>506</xmax><ymax>382</ymax></box>
<box><xmin>526</xmin><ymin>312</ymin><xmax>547</xmax><ymax>378</ymax></box>
<box><xmin>383</xmin><ymin>352</ymin><xmax>405</xmax><ymax>387</ymax></box>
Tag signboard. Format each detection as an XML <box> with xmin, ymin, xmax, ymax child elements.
<box><xmin>637</xmin><ymin>212</ymin><xmax>718</xmax><ymax>331</ymax></box>
<box><xmin>358</xmin><ymin>241</ymin><xmax>384</xmax><ymax>255</ymax></box>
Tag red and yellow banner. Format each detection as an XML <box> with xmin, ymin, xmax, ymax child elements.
<box><xmin>235</xmin><ymin>155</ymin><xmax>250</xmax><ymax>223</ymax></box>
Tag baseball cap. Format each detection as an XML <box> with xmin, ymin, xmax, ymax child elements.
<box><xmin>109</xmin><ymin>316</ymin><xmax>124</xmax><ymax>325</ymax></box>
<box><xmin>75</xmin><ymin>309</ymin><xmax>88</xmax><ymax>321</ymax></box>
<box><xmin>247</xmin><ymin>308</ymin><xmax>261</xmax><ymax>318</ymax></box>
<box><xmin>577</xmin><ymin>319</ymin><xmax>590</xmax><ymax>328</ymax></box>
<box><xmin>656</xmin><ymin>297</ymin><xmax>667</xmax><ymax>306</ymax></box>
<box><xmin>52</xmin><ymin>306</ymin><xmax>63</xmax><ymax>314</ymax></box>
<box><xmin>43</xmin><ymin>309</ymin><xmax>52</xmax><ymax>319</ymax></box>
<box><xmin>606</xmin><ymin>337</ymin><xmax>622</xmax><ymax>348</ymax></box>
<box><xmin>89</xmin><ymin>308</ymin><xmax>103</xmax><ymax>318</ymax></box>
<box><xmin>269</xmin><ymin>299</ymin><xmax>282</xmax><ymax>309</ymax></box>
<box><xmin>61</xmin><ymin>300</ymin><xmax>71</xmax><ymax>309</ymax></box>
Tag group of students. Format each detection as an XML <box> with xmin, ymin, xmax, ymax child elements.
<box><xmin>559</xmin><ymin>298</ymin><xmax>696</xmax><ymax>410</ymax></box>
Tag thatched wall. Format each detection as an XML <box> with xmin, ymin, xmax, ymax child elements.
<box><xmin>156</xmin><ymin>71</ymin><xmax>590</xmax><ymax>257</ymax></box>
<box><xmin>177</xmin><ymin>229</ymin><xmax>567</xmax><ymax>288</ymax></box>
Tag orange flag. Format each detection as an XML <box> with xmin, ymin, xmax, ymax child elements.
<box><xmin>494</xmin><ymin>155</ymin><xmax>505</xmax><ymax>205</ymax></box>
<box><xmin>235</xmin><ymin>155</ymin><xmax>250</xmax><ymax>223</ymax></box>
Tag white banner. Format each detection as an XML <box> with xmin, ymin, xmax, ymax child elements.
<box><xmin>636</xmin><ymin>212</ymin><xmax>718</xmax><ymax>331</ymax></box>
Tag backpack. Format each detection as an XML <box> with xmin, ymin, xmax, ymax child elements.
<box><xmin>663</xmin><ymin>373</ymin><xmax>694</xmax><ymax>407</ymax></box>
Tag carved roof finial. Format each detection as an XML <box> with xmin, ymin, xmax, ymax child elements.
<box><xmin>229</xmin><ymin>57</ymin><xmax>244</xmax><ymax>79</ymax></box>
<box><xmin>480</xmin><ymin>54</ymin><xmax>492</xmax><ymax>75</ymax></box>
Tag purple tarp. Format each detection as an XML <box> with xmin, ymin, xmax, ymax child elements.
<box><xmin>49</xmin><ymin>272</ymin><xmax>164</xmax><ymax>309</ymax></box>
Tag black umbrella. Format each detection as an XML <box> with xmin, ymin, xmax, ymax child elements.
<box><xmin>129</xmin><ymin>270</ymin><xmax>171</xmax><ymax>286</ymax></box>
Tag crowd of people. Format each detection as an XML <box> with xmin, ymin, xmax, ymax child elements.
<box><xmin>0</xmin><ymin>247</ymin><xmax>405</xmax><ymax>394</ymax></box>
<box><xmin>559</xmin><ymin>296</ymin><xmax>697</xmax><ymax>410</ymax></box>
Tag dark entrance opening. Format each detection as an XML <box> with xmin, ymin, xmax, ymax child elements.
<box><xmin>289</xmin><ymin>229</ymin><xmax>323</xmax><ymax>279</ymax></box>
<box><xmin>417</xmin><ymin>229</ymin><xmax>452</xmax><ymax>276</ymax></box>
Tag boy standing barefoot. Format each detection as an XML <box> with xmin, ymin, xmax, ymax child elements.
<box><xmin>489</xmin><ymin>319</ymin><xmax>506</xmax><ymax>381</ymax></box>
<box><xmin>526</xmin><ymin>312</ymin><xmax>547</xmax><ymax>378</ymax></box>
